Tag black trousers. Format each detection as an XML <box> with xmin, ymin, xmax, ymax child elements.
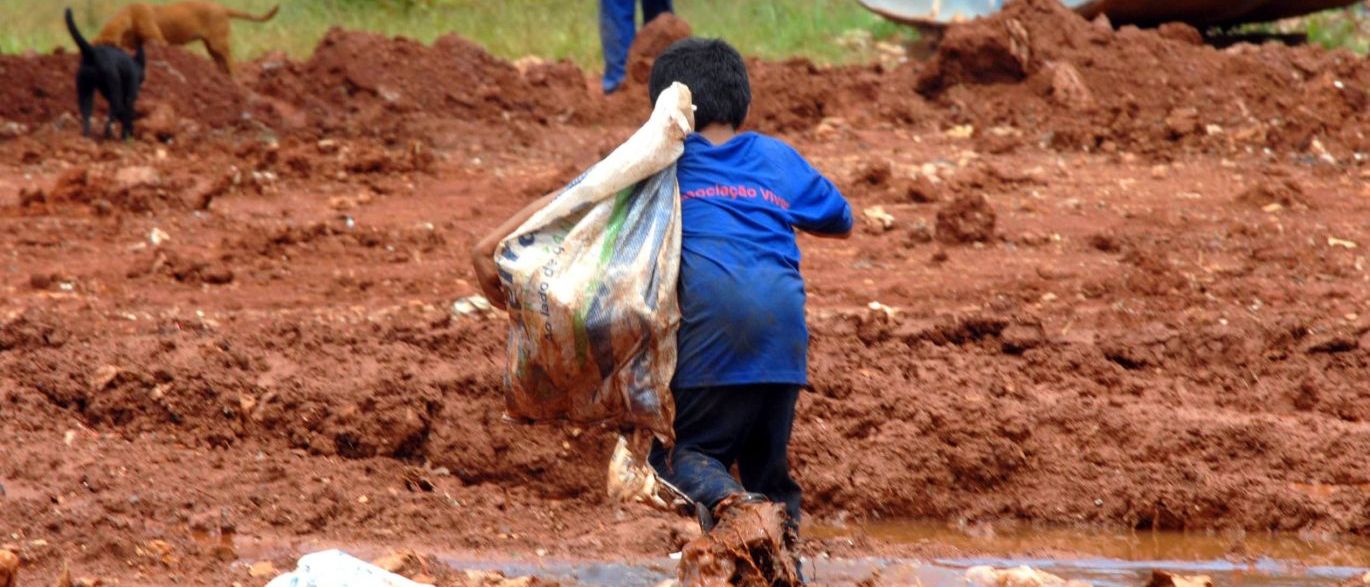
<box><xmin>648</xmin><ymin>384</ymin><xmax>803</xmax><ymax>524</ymax></box>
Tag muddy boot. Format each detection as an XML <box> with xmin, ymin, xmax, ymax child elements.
<box><xmin>697</xmin><ymin>491</ymin><xmax>766</xmax><ymax>533</ymax></box>
<box><xmin>678</xmin><ymin>494</ymin><xmax>800</xmax><ymax>587</ymax></box>
<box><xmin>713</xmin><ymin>492</ymin><xmax>769</xmax><ymax>520</ymax></box>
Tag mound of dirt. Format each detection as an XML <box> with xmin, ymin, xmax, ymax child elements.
<box><xmin>748</xmin><ymin>60</ymin><xmax>887</xmax><ymax>134</ymax></box>
<box><xmin>0</xmin><ymin>46</ymin><xmax>256</xmax><ymax>133</ymax></box>
<box><xmin>141</xmin><ymin>45</ymin><xmax>256</xmax><ymax>129</ymax></box>
<box><xmin>255</xmin><ymin>28</ymin><xmax>602</xmax><ymax>132</ymax></box>
<box><xmin>0</xmin><ymin>52</ymin><xmax>73</xmax><ymax>126</ymax></box>
<box><xmin>627</xmin><ymin>13</ymin><xmax>693</xmax><ymax>86</ymax></box>
<box><xmin>914</xmin><ymin>0</ymin><xmax>1370</xmax><ymax>156</ymax></box>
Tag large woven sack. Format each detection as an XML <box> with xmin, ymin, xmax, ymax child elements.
<box><xmin>494</xmin><ymin>83</ymin><xmax>694</xmax><ymax>442</ymax></box>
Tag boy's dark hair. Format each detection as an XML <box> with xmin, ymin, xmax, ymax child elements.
<box><xmin>648</xmin><ymin>38</ymin><xmax>751</xmax><ymax>129</ymax></box>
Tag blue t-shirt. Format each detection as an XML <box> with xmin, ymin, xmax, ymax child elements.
<box><xmin>672</xmin><ymin>132</ymin><xmax>852</xmax><ymax>389</ymax></box>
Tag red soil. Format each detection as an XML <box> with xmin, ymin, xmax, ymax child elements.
<box><xmin>0</xmin><ymin>6</ymin><xmax>1367</xmax><ymax>585</ymax></box>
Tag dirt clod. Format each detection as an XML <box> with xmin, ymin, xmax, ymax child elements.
<box><xmin>1236</xmin><ymin>179</ymin><xmax>1309</xmax><ymax>209</ymax></box>
<box><xmin>936</xmin><ymin>193</ymin><xmax>997</xmax><ymax>244</ymax></box>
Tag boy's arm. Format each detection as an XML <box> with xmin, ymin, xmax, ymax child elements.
<box><xmin>782</xmin><ymin>145</ymin><xmax>854</xmax><ymax>240</ymax></box>
<box><xmin>791</xmin><ymin>176</ymin><xmax>854</xmax><ymax>240</ymax></box>
<box><xmin>801</xmin><ymin>225</ymin><xmax>852</xmax><ymax>240</ymax></box>
<box><xmin>470</xmin><ymin>190</ymin><xmax>561</xmax><ymax>310</ymax></box>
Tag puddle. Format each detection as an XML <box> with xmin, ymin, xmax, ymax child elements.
<box><xmin>436</xmin><ymin>523</ymin><xmax>1370</xmax><ymax>586</ymax></box>
<box><xmin>935</xmin><ymin>557</ymin><xmax>1365</xmax><ymax>587</ymax></box>
<box><xmin>811</xmin><ymin>520</ymin><xmax>1370</xmax><ymax>566</ymax></box>
<box><xmin>440</xmin><ymin>556</ymin><xmax>678</xmax><ymax>586</ymax></box>
<box><xmin>814</xmin><ymin>521</ymin><xmax>1370</xmax><ymax>587</ymax></box>
<box><xmin>438</xmin><ymin>555</ymin><xmax>1367</xmax><ymax>587</ymax></box>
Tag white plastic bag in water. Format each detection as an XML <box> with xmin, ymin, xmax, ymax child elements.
<box><xmin>494</xmin><ymin>82</ymin><xmax>694</xmax><ymax>443</ymax></box>
<box><xmin>264</xmin><ymin>550</ymin><xmax>432</xmax><ymax>587</ymax></box>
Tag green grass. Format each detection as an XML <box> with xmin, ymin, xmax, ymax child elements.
<box><xmin>0</xmin><ymin>0</ymin><xmax>914</xmax><ymax>68</ymax></box>
<box><xmin>1226</xmin><ymin>4</ymin><xmax>1368</xmax><ymax>54</ymax></box>
<box><xmin>8</xmin><ymin>0</ymin><xmax>1361</xmax><ymax>67</ymax></box>
<box><xmin>1303</xmin><ymin>5</ymin><xmax>1369</xmax><ymax>53</ymax></box>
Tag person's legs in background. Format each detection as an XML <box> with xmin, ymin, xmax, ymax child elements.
<box><xmin>599</xmin><ymin>0</ymin><xmax>637</xmax><ymax>94</ymax></box>
<box><xmin>641</xmin><ymin>0</ymin><xmax>674</xmax><ymax>24</ymax></box>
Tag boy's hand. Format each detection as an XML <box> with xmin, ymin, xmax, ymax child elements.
<box><xmin>470</xmin><ymin>246</ymin><xmax>508</xmax><ymax>311</ymax></box>
<box><xmin>467</xmin><ymin>189</ymin><xmax>564</xmax><ymax>313</ymax></box>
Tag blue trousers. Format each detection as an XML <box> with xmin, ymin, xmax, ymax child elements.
<box><xmin>649</xmin><ymin>384</ymin><xmax>803</xmax><ymax>524</ymax></box>
<box><xmin>599</xmin><ymin>0</ymin><xmax>675</xmax><ymax>93</ymax></box>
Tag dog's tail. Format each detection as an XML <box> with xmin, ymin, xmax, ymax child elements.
<box><xmin>226</xmin><ymin>4</ymin><xmax>279</xmax><ymax>22</ymax></box>
<box><xmin>64</xmin><ymin>7</ymin><xmax>94</xmax><ymax>58</ymax></box>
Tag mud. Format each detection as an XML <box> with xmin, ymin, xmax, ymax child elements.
<box><xmin>679</xmin><ymin>502</ymin><xmax>798</xmax><ymax>587</ymax></box>
<box><xmin>0</xmin><ymin>11</ymin><xmax>1367</xmax><ymax>587</ymax></box>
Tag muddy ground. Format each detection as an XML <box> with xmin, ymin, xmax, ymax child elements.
<box><xmin>1</xmin><ymin>1</ymin><xmax>1368</xmax><ymax>585</ymax></box>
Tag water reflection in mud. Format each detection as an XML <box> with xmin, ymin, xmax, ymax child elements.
<box><xmin>442</xmin><ymin>522</ymin><xmax>1370</xmax><ymax>586</ymax></box>
<box><xmin>812</xmin><ymin>520</ymin><xmax>1370</xmax><ymax>566</ymax></box>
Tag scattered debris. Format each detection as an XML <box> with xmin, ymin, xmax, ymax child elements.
<box><xmin>867</xmin><ymin>301</ymin><xmax>899</xmax><ymax>320</ymax></box>
<box><xmin>1328</xmin><ymin>237</ymin><xmax>1358</xmax><ymax>249</ymax></box>
<box><xmin>1146</xmin><ymin>570</ymin><xmax>1214</xmax><ymax>587</ymax></box>
<box><xmin>863</xmin><ymin>206</ymin><xmax>896</xmax><ymax>232</ymax></box>
<box><xmin>946</xmin><ymin>125</ymin><xmax>975</xmax><ymax>139</ymax></box>
<box><xmin>451</xmin><ymin>296</ymin><xmax>494</xmax><ymax>316</ymax></box>
<box><xmin>966</xmin><ymin>565</ymin><xmax>1090</xmax><ymax>587</ymax></box>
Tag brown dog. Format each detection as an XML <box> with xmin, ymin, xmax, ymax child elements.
<box><xmin>94</xmin><ymin>1</ymin><xmax>279</xmax><ymax>76</ymax></box>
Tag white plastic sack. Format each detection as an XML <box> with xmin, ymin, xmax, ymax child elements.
<box><xmin>264</xmin><ymin>550</ymin><xmax>432</xmax><ymax>587</ymax></box>
<box><xmin>494</xmin><ymin>82</ymin><xmax>694</xmax><ymax>442</ymax></box>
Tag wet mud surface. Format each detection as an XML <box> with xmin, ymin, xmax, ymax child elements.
<box><xmin>1</xmin><ymin>0</ymin><xmax>1368</xmax><ymax>584</ymax></box>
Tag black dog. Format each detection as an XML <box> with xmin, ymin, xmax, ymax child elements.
<box><xmin>65</xmin><ymin>7</ymin><xmax>145</xmax><ymax>140</ymax></box>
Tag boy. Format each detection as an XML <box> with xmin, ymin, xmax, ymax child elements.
<box><xmin>471</xmin><ymin>37</ymin><xmax>851</xmax><ymax>568</ymax></box>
